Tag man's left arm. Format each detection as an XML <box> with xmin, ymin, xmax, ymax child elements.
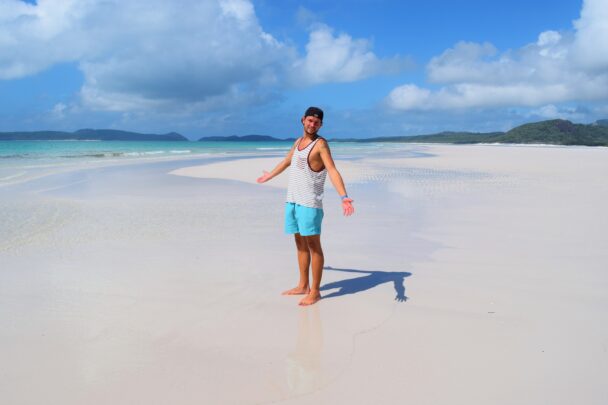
<box><xmin>318</xmin><ymin>140</ymin><xmax>354</xmax><ymax>216</ymax></box>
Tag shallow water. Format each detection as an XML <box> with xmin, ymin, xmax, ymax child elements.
<box><xmin>0</xmin><ymin>140</ymin><xmax>426</xmax><ymax>187</ymax></box>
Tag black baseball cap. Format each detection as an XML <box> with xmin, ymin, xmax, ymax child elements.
<box><xmin>304</xmin><ymin>106</ymin><xmax>324</xmax><ymax>121</ymax></box>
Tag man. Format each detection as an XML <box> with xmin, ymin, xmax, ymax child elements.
<box><xmin>257</xmin><ymin>106</ymin><xmax>354</xmax><ymax>306</ymax></box>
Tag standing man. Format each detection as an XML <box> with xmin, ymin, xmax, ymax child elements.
<box><xmin>257</xmin><ymin>107</ymin><xmax>354</xmax><ymax>306</ymax></box>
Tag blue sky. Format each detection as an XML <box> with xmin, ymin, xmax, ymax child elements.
<box><xmin>1</xmin><ymin>0</ymin><xmax>606</xmax><ymax>139</ymax></box>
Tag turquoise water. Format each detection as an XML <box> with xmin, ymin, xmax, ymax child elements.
<box><xmin>0</xmin><ymin>139</ymin><xmax>420</xmax><ymax>162</ymax></box>
<box><xmin>0</xmin><ymin>140</ymin><xmax>423</xmax><ymax>186</ymax></box>
<box><xmin>0</xmin><ymin>140</ymin><xmax>293</xmax><ymax>159</ymax></box>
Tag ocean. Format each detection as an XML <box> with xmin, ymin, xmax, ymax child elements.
<box><xmin>0</xmin><ymin>140</ymin><xmax>291</xmax><ymax>187</ymax></box>
<box><xmin>0</xmin><ymin>140</ymin><xmax>423</xmax><ymax>187</ymax></box>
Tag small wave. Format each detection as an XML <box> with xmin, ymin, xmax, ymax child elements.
<box><xmin>170</xmin><ymin>150</ymin><xmax>191</xmax><ymax>154</ymax></box>
<box><xmin>122</xmin><ymin>151</ymin><xmax>165</xmax><ymax>156</ymax></box>
<box><xmin>475</xmin><ymin>143</ymin><xmax>574</xmax><ymax>148</ymax></box>
<box><xmin>256</xmin><ymin>147</ymin><xmax>290</xmax><ymax>151</ymax></box>
<box><xmin>61</xmin><ymin>152</ymin><xmax>124</xmax><ymax>158</ymax></box>
<box><xmin>0</xmin><ymin>154</ymin><xmax>30</xmax><ymax>159</ymax></box>
<box><xmin>41</xmin><ymin>139</ymin><xmax>101</xmax><ymax>142</ymax></box>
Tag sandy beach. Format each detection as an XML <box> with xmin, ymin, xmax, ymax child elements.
<box><xmin>1</xmin><ymin>144</ymin><xmax>607</xmax><ymax>404</ymax></box>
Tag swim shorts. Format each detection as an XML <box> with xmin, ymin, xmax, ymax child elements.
<box><xmin>284</xmin><ymin>202</ymin><xmax>324</xmax><ymax>236</ymax></box>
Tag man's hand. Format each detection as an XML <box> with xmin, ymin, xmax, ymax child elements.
<box><xmin>342</xmin><ymin>198</ymin><xmax>354</xmax><ymax>216</ymax></box>
<box><xmin>257</xmin><ymin>170</ymin><xmax>271</xmax><ymax>183</ymax></box>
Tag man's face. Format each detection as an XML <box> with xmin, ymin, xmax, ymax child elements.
<box><xmin>302</xmin><ymin>115</ymin><xmax>322</xmax><ymax>135</ymax></box>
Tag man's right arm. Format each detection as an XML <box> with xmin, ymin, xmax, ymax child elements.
<box><xmin>256</xmin><ymin>139</ymin><xmax>298</xmax><ymax>183</ymax></box>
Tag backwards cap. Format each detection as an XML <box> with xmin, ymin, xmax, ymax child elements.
<box><xmin>304</xmin><ymin>106</ymin><xmax>324</xmax><ymax>121</ymax></box>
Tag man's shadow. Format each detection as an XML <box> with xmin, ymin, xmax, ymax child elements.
<box><xmin>321</xmin><ymin>266</ymin><xmax>412</xmax><ymax>302</ymax></box>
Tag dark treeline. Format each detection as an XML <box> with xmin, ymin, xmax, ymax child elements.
<box><xmin>2</xmin><ymin>119</ymin><xmax>607</xmax><ymax>146</ymax></box>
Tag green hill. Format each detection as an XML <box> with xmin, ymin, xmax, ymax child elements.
<box><xmin>495</xmin><ymin>119</ymin><xmax>608</xmax><ymax>146</ymax></box>
<box><xmin>344</xmin><ymin>119</ymin><xmax>608</xmax><ymax>146</ymax></box>
<box><xmin>2</xmin><ymin>119</ymin><xmax>607</xmax><ymax>146</ymax></box>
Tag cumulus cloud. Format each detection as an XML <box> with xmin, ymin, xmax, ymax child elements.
<box><xmin>0</xmin><ymin>0</ymin><xmax>91</xmax><ymax>79</ymax></box>
<box><xmin>0</xmin><ymin>0</ymin><xmax>288</xmax><ymax>112</ymax></box>
<box><xmin>573</xmin><ymin>0</ymin><xmax>608</xmax><ymax>70</ymax></box>
<box><xmin>0</xmin><ymin>0</ymin><xmax>407</xmax><ymax>114</ymax></box>
<box><xmin>388</xmin><ymin>0</ymin><xmax>608</xmax><ymax>112</ymax></box>
<box><xmin>291</xmin><ymin>24</ymin><xmax>410</xmax><ymax>85</ymax></box>
<box><xmin>525</xmin><ymin>104</ymin><xmax>590</xmax><ymax>122</ymax></box>
<box><xmin>388</xmin><ymin>81</ymin><xmax>578</xmax><ymax>111</ymax></box>
<box><xmin>77</xmin><ymin>0</ymin><xmax>289</xmax><ymax>112</ymax></box>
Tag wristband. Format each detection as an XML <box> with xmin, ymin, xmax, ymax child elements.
<box><xmin>340</xmin><ymin>194</ymin><xmax>349</xmax><ymax>200</ymax></box>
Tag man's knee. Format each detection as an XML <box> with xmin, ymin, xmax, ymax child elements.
<box><xmin>304</xmin><ymin>235</ymin><xmax>323</xmax><ymax>254</ymax></box>
<box><xmin>294</xmin><ymin>234</ymin><xmax>309</xmax><ymax>251</ymax></box>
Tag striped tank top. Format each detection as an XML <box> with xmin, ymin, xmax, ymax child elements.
<box><xmin>286</xmin><ymin>137</ymin><xmax>328</xmax><ymax>209</ymax></box>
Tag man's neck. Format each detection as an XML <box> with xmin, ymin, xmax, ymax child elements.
<box><xmin>301</xmin><ymin>131</ymin><xmax>319</xmax><ymax>140</ymax></box>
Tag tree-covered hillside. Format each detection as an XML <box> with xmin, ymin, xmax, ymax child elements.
<box><xmin>346</xmin><ymin>119</ymin><xmax>608</xmax><ymax>146</ymax></box>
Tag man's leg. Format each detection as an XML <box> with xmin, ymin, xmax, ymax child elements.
<box><xmin>299</xmin><ymin>234</ymin><xmax>323</xmax><ymax>306</ymax></box>
<box><xmin>282</xmin><ymin>233</ymin><xmax>311</xmax><ymax>295</ymax></box>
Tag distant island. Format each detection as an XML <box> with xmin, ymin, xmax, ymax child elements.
<box><xmin>343</xmin><ymin>119</ymin><xmax>608</xmax><ymax>146</ymax></box>
<box><xmin>0</xmin><ymin>128</ymin><xmax>187</xmax><ymax>141</ymax></box>
<box><xmin>1</xmin><ymin>119</ymin><xmax>607</xmax><ymax>146</ymax></box>
<box><xmin>198</xmin><ymin>119</ymin><xmax>608</xmax><ymax>147</ymax></box>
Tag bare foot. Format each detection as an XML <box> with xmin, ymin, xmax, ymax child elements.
<box><xmin>282</xmin><ymin>286</ymin><xmax>310</xmax><ymax>295</ymax></box>
<box><xmin>299</xmin><ymin>290</ymin><xmax>321</xmax><ymax>306</ymax></box>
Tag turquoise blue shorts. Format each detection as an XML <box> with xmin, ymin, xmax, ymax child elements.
<box><xmin>285</xmin><ymin>202</ymin><xmax>324</xmax><ymax>236</ymax></box>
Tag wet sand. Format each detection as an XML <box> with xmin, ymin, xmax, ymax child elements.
<box><xmin>1</xmin><ymin>144</ymin><xmax>607</xmax><ymax>404</ymax></box>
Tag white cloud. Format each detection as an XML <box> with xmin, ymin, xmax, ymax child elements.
<box><xmin>388</xmin><ymin>82</ymin><xmax>577</xmax><ymax>111</ymax></box>
<box><xmin>0</xmin><ymin>0</ymin><xmax>91</xmax><ymax>79</ymax></box>
<box><xmin>537</xmin><ymin>31</ymin><xmax>561</xmax><ymax>47</ymax></box>
<box><xmin>76</xmin><ymin>0</ymin><xmax>288</xmax><ymax>112</ymax></box>
<box><xmin>387</xmin><ymin>85</ymin><xmax>432</xmax><ymax>110</ymax></box>
<box><xmin>219</xmin><ymin>0</ymin><xmax>255</xmax><ymax>22</ymax></box>
<box><xmin>573</xmin><ymin>0</ymin><xmax>608</xmax><ymax>70</ymax></box>
<box><xmin>388</xmin><ymin>0</ymin><xmax>608</xmax><ymax>112</ymax></box>
<box><xmin>532</xmin><ymin>104</ymin><xmax>560</xmax><ymax>118</ymax></box>
<box><xmin>50</xmin><ymin>102</ymin><xmax>68</xmax><ymax>120</ymax></box>
<box><xmin>526</xmin><ymin>104</ymin><xmax>590</xmax><ymax>122</ymax></box>
<box><xmin>0</xmin><ymin>0</ymin><xmax>407</xmax><ymax>114</ymax></box>
<box><xmin>296</xmin><ymin>6</ymin><xmax>318</xmax><ymax>28</ymax></box>
<box><xmin>426</xmin><ymin>41</ymin><xmax>503</xmax><ymax>84</ymax></box>
<box><xmin>291</xmin><ymin>24</ymin><xmax>409</xmax><ymax>85</ymax></box>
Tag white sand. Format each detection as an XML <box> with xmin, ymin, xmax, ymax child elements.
<box><xmin>169</xmin><ymin>156</ymin><xmax>390</xmax><ymax>188</ymax></box>
<box><xmin>1</xmin><ymin>144</ymin><xmax>607</xmax><ymax>404</ymax></box>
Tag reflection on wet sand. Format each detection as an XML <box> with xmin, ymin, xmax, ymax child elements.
<box><xmin>286</xmin><ymin>304</ymin><xmax>323</xmax><ymax>395</ymax></box>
